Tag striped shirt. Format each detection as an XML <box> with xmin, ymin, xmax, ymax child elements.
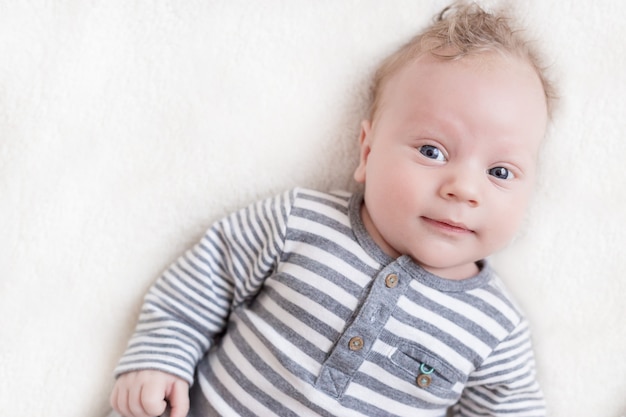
<box><xmin>115</xmin><ymin>188</ymin><xmax>546</xmax><ymax>417</ymax></box>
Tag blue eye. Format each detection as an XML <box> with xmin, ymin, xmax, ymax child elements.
<box><xmin>419</xmin><ymin>145</ymin><xmax>446</xmax><ymax>161</ymax></box>
<box><xmin>488</xmin><ymin>167</ymin><xmax>513</xmax><ymax>180</ymax></box>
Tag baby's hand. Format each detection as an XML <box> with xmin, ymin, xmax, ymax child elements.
<box><xmin>110</xmin><ymin>370</ymin><xmax>189</xmax><ymax>417</ymax></box>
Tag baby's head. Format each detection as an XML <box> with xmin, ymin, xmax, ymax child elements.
<box><xmin>354</xmin><ymin>1</ymin><xmax>556</xmax><ymax>279</ymax></box>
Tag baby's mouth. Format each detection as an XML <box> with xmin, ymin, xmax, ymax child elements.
<box><xmin>421</xmin><ymin>217</ymin><xmax>474</xmax><ymax>234</ymax></box>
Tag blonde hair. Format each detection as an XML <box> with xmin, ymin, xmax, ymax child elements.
<box><xmin>369</xmin><ymin>1</ymin><xmax>557</xmax><ymax>121</ymax></box>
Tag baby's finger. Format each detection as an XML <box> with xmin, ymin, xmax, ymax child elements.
<box><xmin>112</xmin><ymin>385</ymin><xmax>131</xmax><ymax>417</ymax></box>
<box><xmin>128</xmin><ymin>384</ymin><xmax>151</xmax><ymax>417</ymax></box>
<box><xmin>167</xmin><ymin>380</ymin><xmax>190</xmax><ymax>417</ymax></box>
<box><xmin>140</xmin><ymin>382</ymin><xmax>168</xmax><ymax>417</ymax></box>
<box><xmin>109</xmin><ymin>384</ymin><xmax>120</xmax><ymax>412</ymax></box>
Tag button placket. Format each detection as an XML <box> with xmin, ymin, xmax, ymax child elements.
<box><xmin>315</xmin><ymin>265</ymin><xmax>409</xmax><ymax>398</ymax></box>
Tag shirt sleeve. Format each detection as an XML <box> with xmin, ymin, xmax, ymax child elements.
<box><xmin>113</xmin><ymin>189</ymin><xmax>297</xmax><ymax>384</ymax></box>
<box><xmin>452</xmin><ymin>318</ymin><xmax>547</xmax><ymax>417</ymax></box>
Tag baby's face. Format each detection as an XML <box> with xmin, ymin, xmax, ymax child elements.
<box><xmin>354</xmin><ymin>53</ymin><xmax>548</xmax><ymax>279</ymax></box>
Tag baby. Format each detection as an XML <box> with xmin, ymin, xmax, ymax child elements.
<box><xmin>109</xmin><ymin>2</ymin><xmax>556</xmax><ymax>416</ymax></box>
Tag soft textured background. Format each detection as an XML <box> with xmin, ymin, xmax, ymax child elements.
<box><xmin>1</xmin><ymin>1</ymin><xmax>624</xmax><ymax>416</ymax></box>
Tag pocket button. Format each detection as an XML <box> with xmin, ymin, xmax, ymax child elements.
<box><xmin>416</xmin><ymin>374</ymin><xmax>432</xmax><ymax>388</ymax></box>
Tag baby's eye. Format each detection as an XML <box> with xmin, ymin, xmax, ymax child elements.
<box><xmin>419</xmin><ymin>145</ymin><xmax>446</xmax><ymax>161</ymax></box>
<box><xmin>488</xmin><ymin>167</ymin><xmax>514</xmax><ymax>180</ymax></box>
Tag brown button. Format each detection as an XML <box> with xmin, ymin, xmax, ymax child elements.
<box><xmin>348</xmin><ymin>336</ymin><xmax>364</xmax><ymax>351</ymax></box>
<box><xmin>416</xmin><ymin>374</ymin><xmax>432</xmax><ymax>388</ymax></box>
<box><xmin>385</xmin><ymin>273</ymin><xmax>399</xmax><ymax>288</ymax></box>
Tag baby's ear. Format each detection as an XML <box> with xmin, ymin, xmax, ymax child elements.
<box><xmin>354</xmin><ymin>120</ymin><xmax>372</xmax><ymax>183</ymax></box>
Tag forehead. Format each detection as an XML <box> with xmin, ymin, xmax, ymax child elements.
<box><xmin>380</xmin><ymin>52</ymin><xmax>544</xmax><ymax>105</ymax></box>
<box><xmin>375</xmin><ymin>53</ymin><xmax>548</xmax><ymax>147</ymax></box>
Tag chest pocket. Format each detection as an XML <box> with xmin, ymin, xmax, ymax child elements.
<box><xmin>390</xmin><ymin>344</ymin><xmax>464</xmax><ymax>397</ymax></box>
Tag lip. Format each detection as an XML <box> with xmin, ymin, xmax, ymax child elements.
<box><xmin>421</xmin><ymin>217</ymin><xmax>474</xmax><ymax>234</ymax></box>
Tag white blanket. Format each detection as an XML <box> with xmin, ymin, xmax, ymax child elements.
<box><xmin>1</xmin><ymin>1</ymin><xmax>624</xmax><ymax>416</ymax></box>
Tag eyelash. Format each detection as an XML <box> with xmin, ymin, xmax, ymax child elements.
<box><xmin>418</xmin><ymin>145</ymin><xmax>516</xmax><ymax>180</ymax></box>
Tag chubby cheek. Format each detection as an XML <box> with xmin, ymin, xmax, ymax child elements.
<box><xmin>363</xmin><ymin>157</ymin><xmax>412</xmax><ymax>216</ymax></box>
<box><xmin>367</xmin><ymin>152</ymin><xmax>413</xmax><ymax>193</ymax></box>
<box><xmin>367</xmin><ymin>169</ymin><xmax>425</xmax><ymax>237</ymax></box>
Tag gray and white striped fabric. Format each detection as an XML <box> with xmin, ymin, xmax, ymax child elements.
<box><xmin>115</xmin><ymin>188</ymin><xmax>545</xmax><ymax>417</ymax></box>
